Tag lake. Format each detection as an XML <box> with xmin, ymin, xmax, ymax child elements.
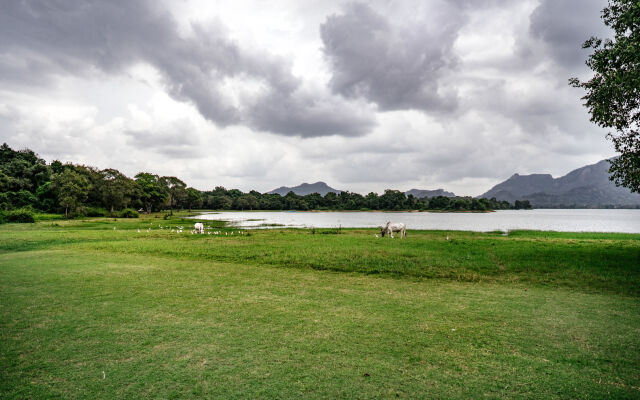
<box><xmin>192</xmin><ymin>209</ymin><xmax>640</xmax><ymax>233</ymax></box>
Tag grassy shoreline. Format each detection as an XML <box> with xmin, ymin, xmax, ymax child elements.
<box><xmin>1</xmin><ymin>213</ymin><xmax>639</xmax><ymax>398</ymax></box>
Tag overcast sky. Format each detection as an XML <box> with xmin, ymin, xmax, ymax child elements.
<box><xmin>0</xmin><ymin>0</ymin><xmax>613</xmax><ymax>196</ymax></box>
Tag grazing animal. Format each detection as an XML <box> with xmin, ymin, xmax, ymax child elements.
<box><xmin>194</xmin><ymin>222</ymin><xmax>205</xmax><ymax>234</ymax></box>
<box><xmin>380</xmin><ymin>222</ymin><xmax>407</xmax><ymax>239</ymax></box>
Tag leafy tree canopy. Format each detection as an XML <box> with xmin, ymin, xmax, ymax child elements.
<box><xmin>570</xmin><ymin>0</ymin><xmax>640</xmax><ymax>192</ymax></box>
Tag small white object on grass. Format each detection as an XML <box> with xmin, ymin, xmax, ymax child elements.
<box><xmin>375</xmin><ymin>234</ymin><xmax>378</xmax><ymax>238</ymax></box>
<box><xmin>113</xmin><ymin>227</ymin><xmax>116</xmax><ymax>230</ymax></box>
<box><xmin>137</xmin><ymin>229</ymin><xmax>140</xmax><ymax>233</ymax></box>
<box><xmin>102</xmin><ymin>371</ymin><xmax>105</xmax><ymax>379</ymax></box>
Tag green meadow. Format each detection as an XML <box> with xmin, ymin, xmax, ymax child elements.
<box><xmin>1</xmin><ymin>213</ymin><xmax>639</xmax><ymax>399</ymax></box>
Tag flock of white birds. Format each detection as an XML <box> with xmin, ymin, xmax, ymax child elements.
<box><xmin>120</xmin><ymin>223</ymin><xmax>245</xmax><ymax>236</ymax></box>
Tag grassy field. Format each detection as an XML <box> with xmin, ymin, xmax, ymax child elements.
<box><xmin>1</xmin><ymin>213</ymin><xmax>639</xmax><ymax>398</ymax></box>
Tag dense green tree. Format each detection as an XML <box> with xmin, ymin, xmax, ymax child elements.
<box><xmin>99</xmin><ymin>168</ymin><xmax>135</xmax><ymax>214</ymax></box>
<box><xmin>227</xmin><ymin>189</ymin><xmax>243</xmax><ymax>199</ymax></box>
<box><xmin>365</xmin><ymin>192</ymin><xmax>380</xmax><ymax>209</ymax></box>
<box><xmin>448</xmin><ymin>197</ymin><xmax>471</xmax><ymax>211</ymax></box>
<box><xmin>233</xmin><ymin>196</ymin><xmax>249</xmax><ymax>211</ymax></box>
<box><xmin>51</xmin><ymin>169</ymin><xmax>91</xmax><ymax>218</ymax></box>
<box><xmin>0</xmin><ymin>143</ymin><xmax>50</xmax><ymax>209</ymax></box>
<box><xmin>514</xmin><ymin>200</ymin><xmax>532</xmax><ymax>210</ymax></box>
<box><xmin>50</xmin><ymin>160</ymin><xmax>64</xmax><ymax>174</ymax></box>
<box><xmin>135</xmin><ymin>173</ymin><xmax>167</xmax><ymax>213</ymax></box>
<box><xmin>570</xmin><ymin>0</ymin><xmax>640</xmax><ymax>193</ymax></box>
<box><xmin>379</xmin><ymin>190</ymin><xmax>406</xmax><ymax>210</ymax></box>
<box><xmin>160</xmin><ymin>176</ymin><xmax>187</xmax><ymax>215</ymax></box>
<box><xmin>429</xmin><ymin>196</ymin><xmax>451</xmax><ymax>209</ymax></box>
<box><xmin>36</xmin><ymin>181</ymin><xmax>57</xmax><ymax>212</ymax></box>
<box><xmin>185</xmin><ymin>187</ymin><xmax>203</xmax><ymax>212</ymax></box>
<box><xmin>211</xmin><ymin>195</ymin><xmax>233</xmax><ymax>209</ymax></box>
<box><xmin>70</xmin><ymin>165</ymin><xmax>102</xmax><ymax>207</ymax></box>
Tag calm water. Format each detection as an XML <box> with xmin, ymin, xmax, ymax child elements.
<box><xmin>193</xmin><ymin>209</ymin><xmax>640</xmax><ymax>233</ymax></box>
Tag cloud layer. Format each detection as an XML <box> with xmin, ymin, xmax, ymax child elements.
<box><xmin>0</xmin><ymin>0</ymin><xmax>374</xmax><ymax>137</ymax></box>
<box><xmin>321</xmin><ymin>2</ymin><xmax>460</xmax><ymax>112</ymax></box>
<box><xmin>0</xmin><ymin>0</ymin><xmax>616</xmax><ymax>195</ymax></box>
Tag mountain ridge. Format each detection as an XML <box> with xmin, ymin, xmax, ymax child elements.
<box><xmin>480</xmin><ymin>159</ymin><xmax>640</xmax><ymax>207</ymax></box>
<box><xmin>267</xmin><ymin>159</ymin><xmax>640</xmax><ymax>208</ymax></box>
<box><xmin>267</xmin><ymin>181</ymin><xmax>342</xmax><ymax>196</ymax></box>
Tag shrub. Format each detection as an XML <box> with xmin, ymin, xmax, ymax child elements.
<box><xmin>87</xmin><ymin>207</ymin><xmax>109</xmax><ymax>217</ymax></box>
<box><xmin>76</xmin><ymin>206</ymin><xmax>109</xmax><ymax>217</ymax></box>
<box><xmin>119</xmin><ymin>208</ymin><xmax>139</xmax><ymax>218</ymax></box>
<box><xmin>5</xmin><ymin>208</ymin><xmax>35</xmax><ymax>223</ymax></box>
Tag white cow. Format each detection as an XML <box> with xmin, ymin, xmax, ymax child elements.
<box><xmin>194</xmin><ymin>222</ymin><xmax>205</xmax><ymax>234</ymax></box>
<box><xmin>380</xmin><ymin>222</ymin><xmax>407</xmax><ymax>239</ymax></box>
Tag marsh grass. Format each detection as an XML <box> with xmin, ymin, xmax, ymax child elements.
<box><xmin>1</xmin><ymin>213</ymin><xmax>639</xmax><ymax>398</ymax></box>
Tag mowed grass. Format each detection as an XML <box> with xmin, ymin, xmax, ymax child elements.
<box><xmin>1</xmin><ymin>214</ymin><xmax>640</xmax><ymax>398</ymax></box>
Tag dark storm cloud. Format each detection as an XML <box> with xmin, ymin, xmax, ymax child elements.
<box><xmin>320</xmin><ymin>2</ymin><xmax>461</xmax><ymax>113</ymax></box>
<box><xmin>0</xmin><ymin>0</ymin><xmax>373</xmax><ymax>137</ymax></box>
<box><xmin>246</xmin><ymin>90</ymin><xmax>374</xmax><ymax>137</ymax></box>
<box><xmin>529</xmin><ymin>0</ymin><xmax>609</xmax><ymax>68</ymax></box>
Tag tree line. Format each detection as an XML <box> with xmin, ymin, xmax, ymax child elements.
<box><xmin>0</xmin><ymin>143</ymin><xmax>528</xmax><ymax>218</ymax></box>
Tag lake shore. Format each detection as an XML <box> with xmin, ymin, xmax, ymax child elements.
<box><xmin>192</xmin><ymin>209</ymin><xmax>640</xmax><ymax>233</ymax></box>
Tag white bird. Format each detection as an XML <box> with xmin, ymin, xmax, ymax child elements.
<box><xmin>375</xmin><ymin>234</ymin><xmax>378</xmax><ymax>238</ymax></box>
<box><xmin>137</xmin><ymin>229</ymin><xmax>140</xmax><ymax>233</ymax></box>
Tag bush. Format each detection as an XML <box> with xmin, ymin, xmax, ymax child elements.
<box><xmin>119</xmin><ymin>208</ymin><xmax>139</xmax><ymax>218</ymax></box>
<box><xmin>5</xmin><ymin>208</ymin><xmax>35</xmax><ymax>223</ymax></box>
<box><xmin>76</xmin><ymin>206</ymin><xmax>108</xmax><ymax>217</ymax></box>
<box><xmin>87</xmin><ymin>207</ymin><xmax>109</xmax><ymax>217</ymax></box>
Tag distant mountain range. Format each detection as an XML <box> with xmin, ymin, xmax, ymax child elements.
<box><xmin>405</xmin><ymin>189</ymin><xmax>456</xmax><ymax>198</ymax></box>
<box><xmin>268</xmin><ymin>183</ymin><xmax>457</xmax><ymax>198</ymax></box>
<box><xmin>267</xmin><ymin>160</ymin><xmax>640</xmax><ymax>208</ymax></box>
<box><xmin>480</xmin><ymin>159</ymin><xmax>640</xmax><ymax>207</ymax></box>
<box><xmin>267</xmin><ymin>181</ymin><xmax>342</xmax><ymax>196</ymax></box>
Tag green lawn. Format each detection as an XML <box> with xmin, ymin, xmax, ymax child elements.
<box><xmin>1</xmin><ymin>214</ymin><xmax>639</xmax><ymax>398</ymax></box>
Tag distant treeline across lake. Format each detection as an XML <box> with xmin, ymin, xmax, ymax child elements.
<box><xmin>1</xmin><ymin>143</ymin><xmax>529</xmax><ymax>220</ymax></box>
